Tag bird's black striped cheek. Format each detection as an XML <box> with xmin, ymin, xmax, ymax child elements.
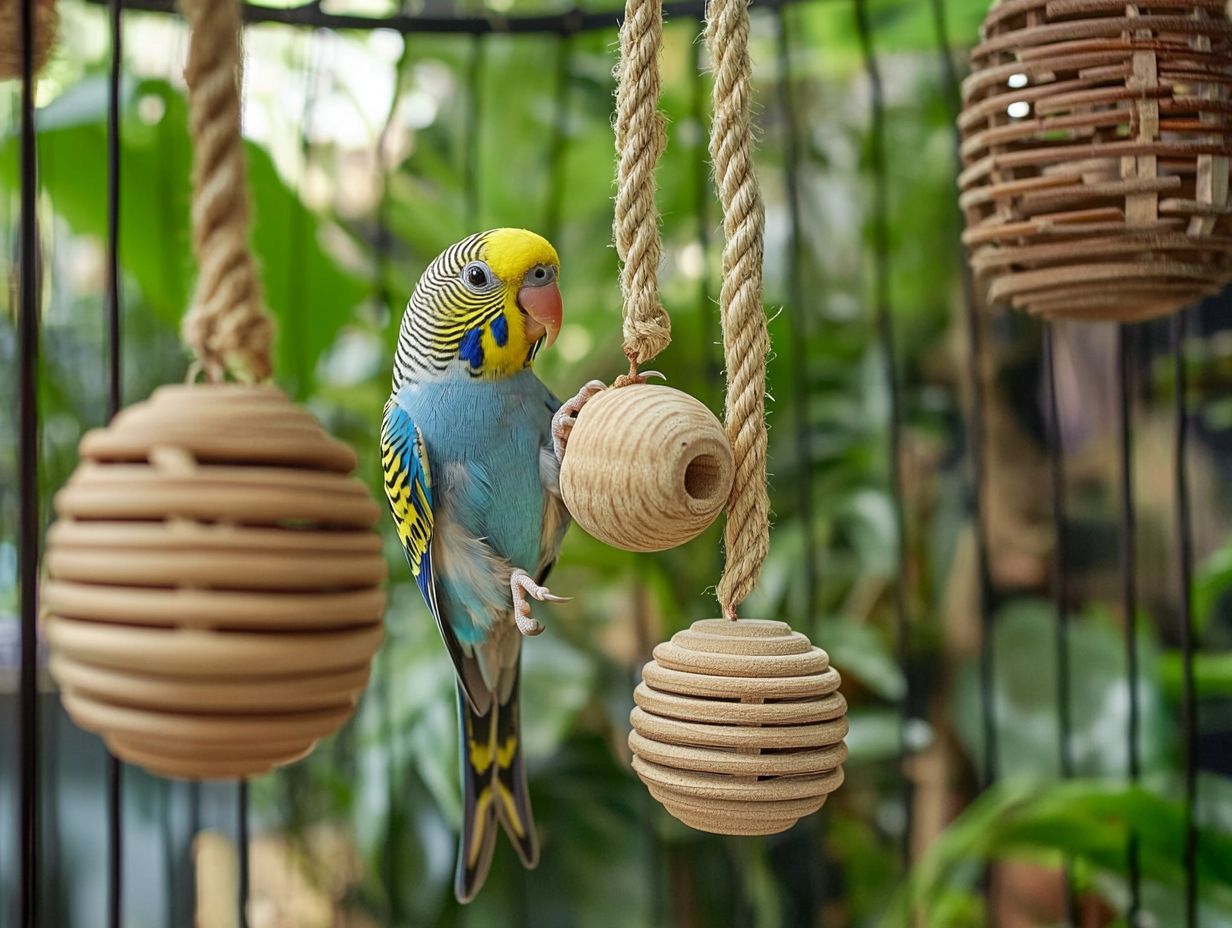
<box><xmin>392</xmin><ymin>233</ymin><xmax>508</xmax><ymax>387</ymax></box>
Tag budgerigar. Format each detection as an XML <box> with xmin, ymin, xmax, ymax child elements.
<box><xmin>381</xmin><ymin>228</ymin><xmax>597</xmax><ymax>903</ymax></box>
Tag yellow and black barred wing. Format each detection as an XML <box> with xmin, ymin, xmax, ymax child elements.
<box><xmin>382</xmin><ymin>400</ymin><xmax>484</xmax><ymax>713</ymax></box>
<box><xmin>381</xmin><ymin>399</ymin><xmax>435</xmax><ymax>603</ymax></box>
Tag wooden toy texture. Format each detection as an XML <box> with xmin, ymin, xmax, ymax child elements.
<box><xmin>43</xmin><ymin>384</ymin><xmax>387</xmax><ymax>780</ymax></box>
<box><xmin>559</xmin><ymin>385</ymin><xmax>734</xmax><ymax>552</ymax></box>
<box><xmin>628</xmin><ymin>619</ymin><xmax>848</xmax><ymax>836</ymax></box>
<box><xmin>0</xmin><ymin>0</ymin><xmax>56</xmax><ymax>78</ymax></box>
<box><xmin>960</xmin><ymin>0</ymin><xmax>1232</xmax><ymax>320</ymax></box>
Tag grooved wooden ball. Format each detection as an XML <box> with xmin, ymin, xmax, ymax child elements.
<box><xmin>558</xmin><ymin>385</ymin><xmax>733</xmax><ymax>552</ymax></box>
<box><xmin>960</xmin><ymin>0</ymin><xmax>1232</xmax><ymax>321</ymax></box>
<box><xmin>629</xmin><ymin>619</ymin><xmax>847</xmax><ymax>836</ymax></box>
<box><xmin>43</xmin><ymin>384</ymin><xmax>387</xmax><ymax>780</ymax></box>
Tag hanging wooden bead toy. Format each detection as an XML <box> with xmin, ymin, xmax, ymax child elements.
<box><xmin>556</xmin><ymin>0</ymin><xmax>849</xmax><ymax>835</ymax></box>
<box><xmin>553</xmin><ymin>0</ymin><xmax>734</xmax><ymax>552</ymax></box>
<box><xmin>42</xmin><ymin>0</ymin><xmax>386</xmax><ymax>780</ymax></box>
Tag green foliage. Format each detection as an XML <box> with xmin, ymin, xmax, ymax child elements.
<box><xmin>953</xmin><ymin>600</ymin><xmax>1173</xmax><ymax>782</ymax></box>
<box><xmin>1161</xmin><ymin>651</ymin><xmax>1232</xmax><ymax>700</ymax></box>
<box><xmin>0</xmin><ymin>74</ymin><xmax>367</xmax><ymax>396</ymax></box>
<box><xmin>1198</xmin><ymin>534</ymin><xmax>1232</xmax><ymax>638</ymax></box>
<box><xmin>882</xmin><ymin>779</ymin><xmax>1232</xmax><ymax>928</ymax></box>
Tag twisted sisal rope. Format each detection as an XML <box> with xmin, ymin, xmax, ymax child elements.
<box><xmin>706</xmin><ymin>0</ymin><xmax>770</xmax><ymax>620</ymax></box>
<box><xmin>180</xmin><ymin>0</ymin><xmax>273</xmax><ymax>382</ymax></box>
<box><xmin>614</xmin><ymin>0</ymin><xmax>671</xmax><ymax>367</ymax></box>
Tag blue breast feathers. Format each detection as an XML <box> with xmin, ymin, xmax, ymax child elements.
<box><xmin>393</xmin><ymin>372</ymin><xmax>556</xmax><ymax>577</ymax></box>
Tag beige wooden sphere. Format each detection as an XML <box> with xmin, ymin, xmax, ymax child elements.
<box><xmin>629</xmin><ymin>619</ymin><xmax>847</xmax><ymax>836</ymax></box>
<box><xmin>960</xmin><ymin>0</ymin><xmax>1232</xmax><ymax>321</ymax></box>
<box><xmin>559</xmin><ymin>384</ymin><xmax>733</xmax><ymax>552</ymax></box>
<box><xmin>43</xmin><ymin>384</ymin><xmax>387</xmax><ymax>780</ymax></box>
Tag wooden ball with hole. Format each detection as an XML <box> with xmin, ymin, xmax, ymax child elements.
<box><xmin>559</xmin><ymin>385</ymin><xmax>733</xmax><ymax>552</ymax></box>
<box><xmin>43</xmin><ymin>384</ymin><xmax>387</xmax><ymax>780</ymax></box>
<box><xmin>960</xmin><ymin>0</ymin><xmax>1232</xmax><ymax>321</ymax></box>
<box><xmin>629</xmin><ymin>619</ymin><xmax>847</xmax><ymax>835</ymax></box>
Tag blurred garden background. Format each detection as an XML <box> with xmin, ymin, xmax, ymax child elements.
<box><xmin>3</xmin><ymin>0</ymin><xmax>1232</xmax><ymax>925</ymax></box>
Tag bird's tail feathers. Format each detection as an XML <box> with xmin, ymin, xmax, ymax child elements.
<box><xmin>455</xmin><ymin>671</ymin><xmax>538</xmax><ymax>903</ymax></box>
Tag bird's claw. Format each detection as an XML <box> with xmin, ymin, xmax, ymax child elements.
<box><xmin>511</xmin><ymin>568</ymin><xmax>571</xmax><ymax>637</ymax></box>
<box><xmin>552</xmin><ymin>372</ymin><xmax>668</xmax><ymax>462</ymax></box>
<box><xmin>552</xmin><ymin>379</ymin><xmax>607</xmax><ymax>463</ymax></box>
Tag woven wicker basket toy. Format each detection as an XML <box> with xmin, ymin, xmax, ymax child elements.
<box><xmin>0</xmin><ymin>0</ymin><xmax>56</xmax><ymax>79</ymax></box>
<box><xmin>959</xmin><ymin>0</ymin><xmax>1232</xmax><ymax>321</ymax></box>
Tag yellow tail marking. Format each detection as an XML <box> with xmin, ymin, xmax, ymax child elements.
<box><xmin>464</xmin><ymin>704</ymin><xmax>523</xmax><ymax>855</ymax></box>
<box><xmin>497</xmin><ymin>734</ymin><xmax>517</xmax><ymax>769</ymax></box>
<box><xmin>496</xmin><ymin>781</ymin><xmax>525</xmax><ymax>838</ymax></box>
<box><xmin>468</xmin><ymin>788</ymin><xmax>495</xmax><ymax>868</ymax></box>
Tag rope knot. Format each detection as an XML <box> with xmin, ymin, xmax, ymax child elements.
<box><xmin>180</xmin><ymin>0</ymin><xmax>274</xmax><ymax>383</ymax></box>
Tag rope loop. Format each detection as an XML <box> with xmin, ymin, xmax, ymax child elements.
<box><xmin>180</xmin><ymin>0</ymin><xmax>273</xmax><ymax>382</ymax></box>
<box><xmin>614</xmin><ymin>0</ymin><xmax>671</xmax><ymax>366</ymax></box>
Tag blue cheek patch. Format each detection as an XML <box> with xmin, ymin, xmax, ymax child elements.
<box><xmin>459</xmin><ymin>328</ymin><xmax>485</xmax><ymax>369</ymax></box>
<box><xmin>490</xmin><ymin>315</ymin><xmax>509</xmax><ymax>347</ymax></box>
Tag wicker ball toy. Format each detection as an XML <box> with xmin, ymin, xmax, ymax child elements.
<box><xmin>0</xmin><ymin>0</ymin><xmax>56</xmax><ymax>78</ymax></box>
<box><xmin>42</xmin><ymin>384</ymin><xmax>387</xmax><ymax>780</ymax></box>
<box><xmin>959</xmin><ymin>0</ymin><xmax>1232</xmax><ymax>321</ymax></box>
<box><xmin>559</xmin><ymin>385</ymin><xmax>734</xmax><ymax>552</ymax></box>
<box><xmin>628</xmin><ymin>619</ymin><xmax>848</xmax><ymax>835</ymax></box>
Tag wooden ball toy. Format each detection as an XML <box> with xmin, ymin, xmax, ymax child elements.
<box><xmin>960</xmin><ymin>0</ymin><xmax>1232</xmax><ymax>321</ymax></box>
<box><xmin>629</xmin><ymin>619</ymin><xmax>847</xmax><ymax>835</ymax></box>
<box><xmin>559</xmin><ymin>384</ymin><xmax>734</xmax><ymax>552</ymax></box>
<box><xmin>42</xmin><ymin>384</ymin><xmax>387</xmax><ymax>780</ymax></box>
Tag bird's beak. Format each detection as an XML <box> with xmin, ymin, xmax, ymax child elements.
<box><xmin>518</xmin><ymin>280</ymin><xmax>562</xmax><ymax>349</ymax></box>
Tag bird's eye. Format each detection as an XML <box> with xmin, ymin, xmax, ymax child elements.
<box><xmin>526</xmin><ymin>264</ymin><xmax>556</xmax><ymax>286</ymax></box>
<box><xmin>462</xmin><ymin>261</ymin><xmax>492</xmax><ymax>292</ymax></box>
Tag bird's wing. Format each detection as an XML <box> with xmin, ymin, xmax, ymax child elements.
<box><xmin>381</xmin><ymin>398</ymin><xmax>485</xmax><ymax>711</ymax></box>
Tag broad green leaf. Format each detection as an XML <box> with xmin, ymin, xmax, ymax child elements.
<box><xmin>953</xmin><ymin>600</ymin><xmax>1172</xmax><ymax>781</ymax></box>
<box><xmin>1196</xmin><ymin>537</ymin><xmax>1232</xmax><ymax>635</ymax></box>
<box><xmin>0</xmin><ymin>76</ymin><xmax>366</xmax><ymax>396</ymax></box>
<box><xmin>824</xmin><ymin>617</ymin><xmax>907</xmax><ymax>702</ymax></box>
<box><xmin>881</xmin><ymin>779</ymin><xmax>1232</xmax><ymax>927</ymax></box>
<box><xmin>1160</xmin><ymin>650</ymin><xmax>1232</xmax><ymax>700</ymax></box>
<box><xmin>845</xmin><ymin>708</ymin><xmax>910</xmax><ymax>765</ymax></box>
<box><xmin>521</xmin><ymin>631</ymin><xmax>596</xmax><ymax>762</ymax></box>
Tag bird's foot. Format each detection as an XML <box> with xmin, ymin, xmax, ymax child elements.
<box><xmin>552</xmin><ymin>371</ymin><xmax>666</xmax><ymax>463</ymax></box>
<box><xmin>552</xmin><ymin>379</ymin><xmax>606</xmax><ymax>463</ymax></box>
<box><xmin>510</xmin><ymin>568</ymin><xmax>571</xmax><ymax>637</ymax></box>
<box><xmin>612</xmin><ymin>368</ymin><xmax>666</xmax><ymax>389</ymax></box>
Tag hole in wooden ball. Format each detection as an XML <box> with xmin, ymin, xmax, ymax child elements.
<box><xmin>684</xmin><ymin>454</ymin><xmax>723</xmax><ymax>502</ymax></box>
